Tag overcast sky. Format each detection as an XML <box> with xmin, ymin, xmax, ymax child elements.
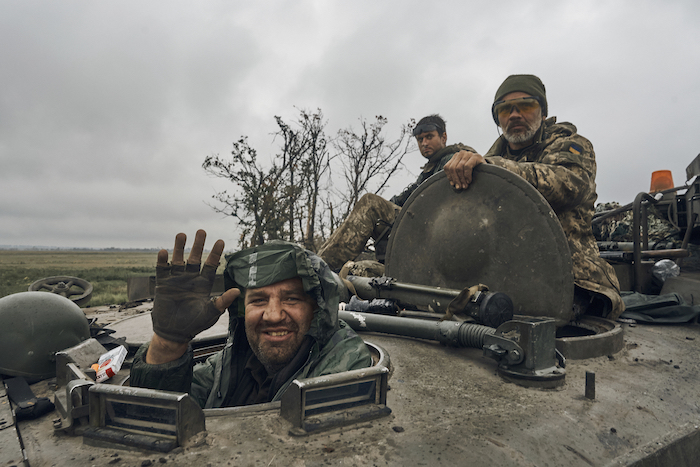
<box><xmin>2</xmin><ymin>0</ymin><xmax>699</xmax><ymax>249</ymax></box>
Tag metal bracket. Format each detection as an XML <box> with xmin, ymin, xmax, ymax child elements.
<box><xmin>280</xmin><ymin>342</ymin><xmax>392</xmax><ymax>436</ymax></box>
<box><xmin>84</xmin><ymin>385</ymin><xmax>205</xmax><ymax>453</ymax></box>
<box><xmin>55</xmin><ymin>338</ymin><xmax>106</xmax><ymax>387</ymax></box>
<box><xmin>483</xmin><ymin>333</ymin><xmax>524</xmax><ymax>366</ymax></box>
<box><xmin>53</xmin><ymin>339</ymin><xmax>205</xmax><ymax>452</ymax></box>
<box><xmin>54</xmin><ymin>363</ymin><xmax>95</xmax><ymax>433</ymax></box>
<box><xmin>488</xmin><ymin>317</ymin><xmax>565</xmax><ymax>388</ymax></box>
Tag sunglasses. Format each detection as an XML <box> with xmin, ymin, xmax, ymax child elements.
<box><xmin>491</xmin><ymin>97</ymin><xmax>541</xmax><ymax>122</ymax></box>
<box><xmin>412</xmin><ymin>122</ymin><xmax>443</xmax><ymax>137</ymax></box>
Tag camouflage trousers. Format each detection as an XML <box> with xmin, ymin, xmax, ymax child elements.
<box><xmin>318</xmin><ymin>193</ymin><xmax>399</xmax><ymax>271</ymax></box>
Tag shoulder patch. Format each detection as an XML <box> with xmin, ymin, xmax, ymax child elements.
<box><xmin>567</xmin><ymin>143</ymin><xmax>583</xmax><ymax>155</ymax></box>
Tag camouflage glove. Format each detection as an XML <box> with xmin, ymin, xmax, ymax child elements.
<box><xmin>151</xmin><ymin>261</ymin><xmax>223</xmax><ymax>344</ymax></box>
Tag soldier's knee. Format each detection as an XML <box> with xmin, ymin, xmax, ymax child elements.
<box><xmin>358</xmin><ymin>193</ymin><xmax>382</xmax><ymax>205</ymax></box>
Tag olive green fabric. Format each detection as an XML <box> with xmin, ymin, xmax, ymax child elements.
<box><xmin>391</xmin><ymin>143</ymin><xmax>475</xmax><ymax>207</ymax></box>
<box><xmin>494</xmin><ymin>74</ymin><xmax>548</xmax><ymax>116</ymax></box>
<box><xmin>318</xmin><ymin>193</ymin><xmax>399</xmax><ymax>271</ymax></box>
<box><xmin>620</xmin><ymin>292</ymin><xmax>700</xmax><ymax>323</ymax></box>
<box><xmin>224</xmin><ymin>241</ymin><xmax>338</xmax><ymax>346</ymax></box>
<box><xmin>225</xmin><ymin>242</ymin><xmax>316</xmax><ymax>292</ymax></box>
<box><xmin>484</xmin><ymin>117</ymin><xmax>625</xmax><ymax>319</ymax></box>
<box><xmin>131</xmin><ymin>242</ymin><xmax>372</xmax><ymax>408</ymax></box>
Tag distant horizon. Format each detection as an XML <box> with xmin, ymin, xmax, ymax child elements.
<box><xmin>0</xmin><ymin>243</ymin><xmax>267</xmax><ymax>255</ymax></box>
<box><xmin>0</xmin><ymin>244</ymin><xmax>162</xmax><ymax>251</ymax></box>
<box><xmin>0</xmin><ymin>245</ymin><xmax>231</xmax><ymax>253</ymax></box>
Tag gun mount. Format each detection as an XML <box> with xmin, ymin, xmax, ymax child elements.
<box><xmin>384</xmin><ymin>167</ymin><xmax>575</xmax><ymax>325</ymax></box>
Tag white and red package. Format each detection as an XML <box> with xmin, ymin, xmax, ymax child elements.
<box><xmin>94</xmin><ymin>346</ymin><xmax>127</xmax><ymax>383</ymax></box>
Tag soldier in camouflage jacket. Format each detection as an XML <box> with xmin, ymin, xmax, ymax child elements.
<box><xmin>444</xmin><ymin>75</ymin><xmax>624</xmax><ymax>319</ymax></box>
<box><xmin>318</xmin><ymin>114</ymin><xmax>475</xmax><ymax>271</ymax></box>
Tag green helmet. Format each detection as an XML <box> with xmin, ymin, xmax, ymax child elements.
<box><xmin>0</xmin><ymin>292</ymin><xmax>90</xmax><ymax>382</ymax></box>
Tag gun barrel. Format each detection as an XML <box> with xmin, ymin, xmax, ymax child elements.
<box><xmin>338</xmin><ymin>310</ymin><xmax>494</xmax><ymax>348</ymax></box>
<box><xmin>348</xmin><ymin>276</ymin><xmax>458</xmax><ymax>313</ymax></box>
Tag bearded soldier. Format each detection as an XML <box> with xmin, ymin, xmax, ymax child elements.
<box><xmin>130</xmin><ymin>230</ymin><xmax>371</xmax><ymax>407</ymax></box>
<box><xmin>443</xmin><ymin>74</ymin><xmax>624</xmax><ymax>319</ymax></box>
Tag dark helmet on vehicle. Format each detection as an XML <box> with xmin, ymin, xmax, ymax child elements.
<box><xmin>0</xmin><ymin>292</ymin><xmax>90</xmax><ymax>382</ymax></box>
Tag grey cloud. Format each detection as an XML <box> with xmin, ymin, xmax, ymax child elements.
<box><xmin>2</xmin><ymin>0</ymin><xmax>700</xmax><ymax>248</ymax></box>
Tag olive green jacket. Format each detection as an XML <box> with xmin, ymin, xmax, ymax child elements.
<box><xmin>131</xmin><ymin>245</ymin><xmax>372</xmax><ymax>408</ymax></box>
<box><xmin>484</xmin><ymin>117</ymin><xmax>624</xmax><ymax>319</ymax></box>
<box><xmin>390</xmin><ymin>143</ymin><xmax>476</xmax><ymax>207</ymax></box>
<box><xmin>131</xmin><ymin>318</ymin><xmax>369</xmax><ymax>408</ymax></box>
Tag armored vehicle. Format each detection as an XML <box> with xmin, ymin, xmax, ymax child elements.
<box><xmin>2</xmin><ymin>163</ymin><xmax>699</xmax><ymax>466</ymax></box>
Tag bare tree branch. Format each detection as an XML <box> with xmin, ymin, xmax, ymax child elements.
<box><xmin>203</xmin><ymin>110</ymin><xmax>412</xmax><ymax>249</ymax></box>
<box><xmin>332</xmin><ymin>116</ymin><xmax>414</xmax><ymax>220</ymax></box>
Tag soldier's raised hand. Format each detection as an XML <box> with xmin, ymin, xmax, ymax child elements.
<box><xmin>151</xmin><ymin>230</ymin><xmax>239</xmax><ymax>346</ymax></box>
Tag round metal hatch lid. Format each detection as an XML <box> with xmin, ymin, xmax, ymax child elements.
<box><xmin>385</xmin><ymin>166</ymin><xmax>574</xmax><ymax>324</ymax></box>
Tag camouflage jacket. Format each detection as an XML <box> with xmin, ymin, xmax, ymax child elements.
<box><xmin>484</xmin><ymin>117</ymin><xmax>624</xmax><ymax>318</ymax></box>
<box><xmin>390</xmin><ymin>143</ymin><xmax>476</xmax><ymax>207</ymax></box>
<box><xmin>131</xmin><ymin>245</ymin><xmax>372</xmax><ymax>408</ymax></box>
<box><xmin>594</xmin><ymin>201</ymin><xmax>680</xmax><ymax>245</ymax></box>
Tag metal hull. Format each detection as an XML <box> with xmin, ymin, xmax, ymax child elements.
<box><xmin>6</xmin><ymin>321</ymin><xmax>700</xmax><ymax>466</ymax></box>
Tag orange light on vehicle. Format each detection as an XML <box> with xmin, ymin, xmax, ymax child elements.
<box><xmin>650</xmin><ymin>170</ymin><xmax>674</xmax><ymax>193</ymax></box>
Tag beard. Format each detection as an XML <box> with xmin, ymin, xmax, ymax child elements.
<box><xmin>502</xmin><ymin>110</ymin><xmax>542</xmax><ymax>146</ymax></box>
<box><xmin>503</xmin><ymin>124</ymin><xmax>539</xmax><ymax>144</ymax></box>
<box><xmin>246</xmin><ymin>319</ymin><xmax>308</xmax><ymax>374</ymax></box>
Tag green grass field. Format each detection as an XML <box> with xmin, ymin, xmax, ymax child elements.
<box><xmin>0</xmin><ymin>250</ymin><xmax>159</xmax><ymax>306</ymax></box>
<box><xmin>1</xmin><ymin>250</ymin><xmax>230</xmax><ymax>307</ymax></box>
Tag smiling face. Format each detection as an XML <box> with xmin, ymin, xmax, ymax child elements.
<box><xmin>496</xmin><ymin>91</ymin><xmax>545</xmax><ymax>150</ymax></box>
<box><xmin>244</xmin><ymin>277</ymin><xmax>316</xmax><ymax>374</ymax></box>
